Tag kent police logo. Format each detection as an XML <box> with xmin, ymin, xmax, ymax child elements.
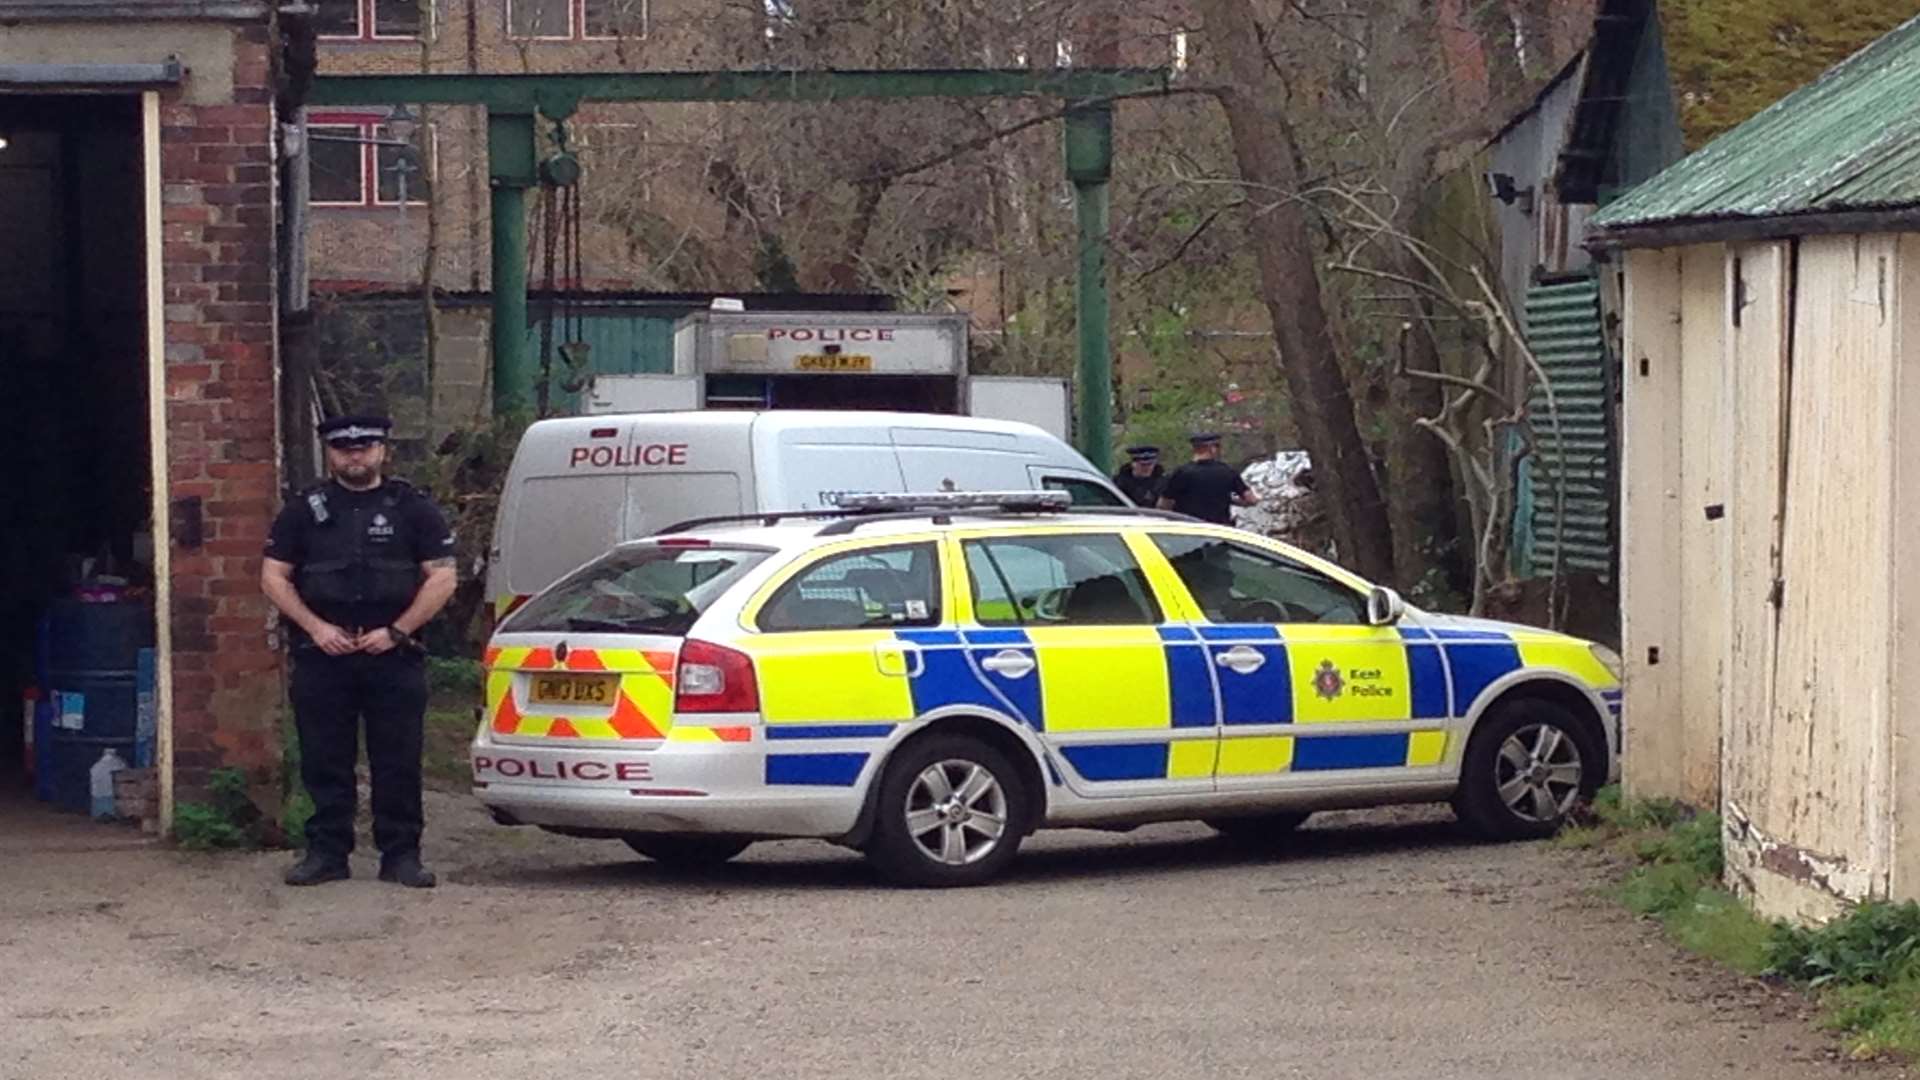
<box><xmin>1312</xmin><ymin>659</ymin><xmax>1345</xmax><ymax>701</ymax></box>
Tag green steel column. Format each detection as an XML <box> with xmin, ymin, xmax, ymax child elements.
<box><xmin>488</xmin><ymin>112</ymin><xmax>538</xmax><ymax>415</ymax></box>
<box><xmin>1065</xmin><ymin>104</ymin><xmax>1115</xmax><ymax>468</ymax></box>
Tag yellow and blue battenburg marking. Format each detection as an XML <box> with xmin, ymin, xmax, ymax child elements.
<box><xmin>753</xmin><ymin>621</ymin><xmax>1613</xmax><ymax>789</ymax></box>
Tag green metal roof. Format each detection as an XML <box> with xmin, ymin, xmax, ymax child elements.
<box><xmin>1592</xmin><ymin>11</ymin><xmax>1920</xmax><ymax>234</ymax></box>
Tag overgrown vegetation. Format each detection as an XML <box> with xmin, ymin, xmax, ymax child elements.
<box><xmin>174</xmin><ymin>767</ymin><xmax>265</xmax><ymax>851</ymax></box>
<box><xmin>1569</xmin><ymin>787</ymin><xmax>1920</xmax><ymax>1059</ymax></box>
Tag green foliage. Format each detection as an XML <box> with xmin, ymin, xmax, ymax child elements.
<box><xmin>174</xmin><ymin>767</ymin><xmax>262</xmax><ymax>851</ymax></box>
<box><xmin>422</xmin><ymin>707</ymin><xmax>479</xmax><ymax>789</ymax></box>
<box><xmin>1768</xmin><ymin>902</ymin><xmax>1920</xmax><ymax>988</ymax></box>
<box><xmin>279</xmin><ymin>713</ymin><xmax>313</xmax><ymax>847</ymax></box>
<box><xmin>1580</xmin><ymin>785</ymin><xmax>1920</xmax><ymax>1058</ymax></box>
<box><xmin>1634</xmin><ymin>813</ymin><xmax>1725</xmax><ymax>880</ymax></box>
<box><xmin>1662</xmin><ymin>0</ymin><xmax>1920</xmax><ymax>147</ymax></box>
<box><xmin>1820</xmin><ymin>977</ymin><xmax>1920</xmax><ymax>1059</ymax></box>
<box><xmin>427</xmin><ymin>656</ymin><xmax>484</xmax><ymax>700</ymax></box>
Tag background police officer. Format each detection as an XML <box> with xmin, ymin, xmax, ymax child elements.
<box><xmin>262</xmin><ymin>415</ymin><xmax>457</xmax><ymax>888</ymax></box>
<box><xmin>1112</xmin><ymin>445</ymin><xmax>1166</xmax><ymax>507</ymax></box>
<box><xmin>1158</xmin><ymin>432</ymin><xmax>1257</xmax><ymax>525</ymax></box>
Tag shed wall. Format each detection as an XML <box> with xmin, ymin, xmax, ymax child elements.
<box><xmin>1893</xmin><ymin>234</ymin><xmax>1920</xmax><ymax>903</ymax></box>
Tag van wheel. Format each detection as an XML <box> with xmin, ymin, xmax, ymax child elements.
<box><xmin>622</xmin><ymin>834</ymin><xmax>752</xmax><ymax>867</ymax></box>
<box><xmin>1453</xmin><ymin>699</ymin><xmax>1597</xmax><ymax>840</ymax></box>
<box><xmin>1206</xmin><ymin>812</ymin><xmax>1311</xmax><ymax>848</ymax></box>
<box><xmin>866</xmin><ymin>735</ymin><xmax>1028</xmax><ymax>887</ymax></box>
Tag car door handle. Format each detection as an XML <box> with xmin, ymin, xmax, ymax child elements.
<box><xmin>874</xmin><ymin>642</ymin><xmax>924</xmax><ymax>678</ymax></box>
<box><xmin>1214</xmin><ymin>645</ymin><xmax>1266</xmax><ymax>675</ymax></box>
<box><xmin>980</xmin><ymin>649</ymin><xmax>1036</xmax><ymax>679</ymax></box>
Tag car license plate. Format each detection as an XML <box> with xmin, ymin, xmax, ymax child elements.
<box><xmin>528</xmin><ymin>674</ymin><xmax>618</xmax><ymax>706</ymax></box>
<box><xmin>795</xmin><ymin>353</ymin><xmax>873</xmax><ymax>371</ymax></box>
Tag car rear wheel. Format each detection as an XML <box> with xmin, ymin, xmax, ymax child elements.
<box><xmin>866</xmin><ymin>735</ymin><xmax>1028</xmax><ymax>887</ymax></box>
<box><xmin>622</xmin><ymin>834</ymin><xmax>753</xmax><ymax>867</ymax></box>
<box><xmin>1205</xmin><ymin>811</ymin><xmax>1311</xmax><ymax>848</ymax></box>
<box><xmin>1453</xmin><ymin>699</ymin><xmax>1598</xmax><ymax>840</ymax></box>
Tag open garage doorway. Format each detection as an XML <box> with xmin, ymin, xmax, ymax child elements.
<box><xmin>0</xmin><ymin>92</ymin><xmax>163</xmax><ymax>828</ymax></box>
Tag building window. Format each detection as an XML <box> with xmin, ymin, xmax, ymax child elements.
<box><xmin>507</xmin><ymin>0</ymin><xmax>645</xmax><ymax>39</ymax></box>
<box><xmin>315</xmin><ymin>0</ymin><xmax>425</xmax><ymax>39</ymax></box>
<box><xmin>309</xmin><ymin>113</ymin><xmax>434</xmax><ymax>208</ymax></box>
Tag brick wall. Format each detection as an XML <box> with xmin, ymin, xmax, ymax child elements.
<box><xmin>159</xmin><ymin>22</ymin><xmax>285</xmax><ymax>800</ymax></box>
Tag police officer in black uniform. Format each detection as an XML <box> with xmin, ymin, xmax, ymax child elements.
<box><xmin>1158</xmin><ymin>432</ymin><xmax>1257</xmax><ymax>525</ymax></box>
<box><xmin>262</xmin><ymin>415</ymin><xmax>457</xmax><ymax>888</ymax></box>
<box><xmin>1112</xmin><ymin>445</ymin><xmax>1167</xmax><ymax>507</ymax></box>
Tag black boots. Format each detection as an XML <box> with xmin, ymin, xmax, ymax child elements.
<box><xmin>377</xmin><ymin>853</ymin><xmax>437</xmax><ymax>889</ymax></box>
<box><xmin>284</xmin><ymin>852</ymin><xmax>351</xmax><ymax>886</ymax></box>
<box><xmin>284</xmin><ymin>851</ymin><xmax>435</xmax><ymax>888</ymax></box>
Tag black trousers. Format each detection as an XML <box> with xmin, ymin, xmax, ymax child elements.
<box><xmin>290</xmin><ymin>648</ymin><xmax>428</xmax><ymax>861</ymax></box>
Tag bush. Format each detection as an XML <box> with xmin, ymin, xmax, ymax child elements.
<box><xmin>174</xmin><ymin>767</ymin><xmax>263</xmax><ymax>850</ymax></box>
<box><xmin>1768</xmin><ymin>902</ymin><xmax>1920</xmax><ymax>988</ymax></box>
<box><xmin>427</xmin><ymin>656</ymin><xmax>483</xmax><ymax>699</ymax></box>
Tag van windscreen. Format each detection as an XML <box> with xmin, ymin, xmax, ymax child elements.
<box><xmin>501</xmin><ymin>545</ymin><xmax>771</xmax><ymax>637</ymax></box>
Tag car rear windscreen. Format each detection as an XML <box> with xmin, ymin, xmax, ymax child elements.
<box><xmin>501</xmin><ymin>545</ymin><xmax>772</xmax><ymax>637</ymax></box>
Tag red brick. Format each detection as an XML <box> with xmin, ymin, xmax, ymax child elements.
<box><xmin>203</xmin><ymin>184</ymin><xmax>270</xmax><ymax>206</ymax></box>
<box><xmin>202</xmin><ymin>303</ymin><xmax>272</xmax><ymax>323</ymax></box>
<box><xmin>229</xmin><ymin>124</ymin><xmax>271</xmax><ymax>146</ymax></box>
<box><xmin>219</xmin><ymin>283</ymin><xmax>275</xmax><ymax>304</ymax></box>
<box><xmin>191</xmin><ymin>105</ymin><xmax>270</xmax><ymax>126</ymax></box>
<box><xmin>162</xmin><ymin>203</ymin><xmax>215</xmax><ymax>224</ymax></box>
<box><xmin>198</xmin><ymin>143</ymin><xmax>271</xmax><ymax>165</ymax></box>
<box><xmin>164</xmin><ymin>242</ymin><xmax>214</xmax><ymax>265</ymax></box>
<box><xmin>232</xmin><ymin>164</ymin><xmax>273</xmax><ymax>185</ymax></box>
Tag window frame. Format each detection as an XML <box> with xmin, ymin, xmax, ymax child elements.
<box><xmin>752</xmin><ymin>542</ymin><xmax>945</xmax><ymax>634</ymax></box>
<box><xmin>315</xmin><ymin>0</ymin><xmax>426</xmax><ymax>42</ymax></box>
<box><xmin>961</xmin><ymin>532</ymin><xmax>1164</xmax><ymax>628</ymax></box>
<box><xmin>307</xmin><ymin>111</ymin><xmax>435</xmax><ymax>209</ymax></box>
<box><xmin>1039</xmin><ymin>474</ymin><xmax>1126</xmax><ymax>508</ymax></box>
<box><xmin>505</xmin><ymin>0</ymin><xmax>648</xmax><ymax>41</ymax></box>
<box><xmin>1150</xmin><ymin>532</ymin><xmax>1370</xmax><ymax>627</ymax></box>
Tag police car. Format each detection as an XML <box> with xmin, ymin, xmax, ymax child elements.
<box><xmin>472</xmin><ymin>492</ymin><xmax>1623</xmax><ymax>886</ymax></box>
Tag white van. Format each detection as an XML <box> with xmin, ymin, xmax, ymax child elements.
<box><xmin>484</xmin><ymin>410</ymin><xmax>1127</xmax><ymax>619</ymax></box>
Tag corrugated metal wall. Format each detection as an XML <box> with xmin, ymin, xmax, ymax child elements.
<box><xmin>1522</xmin><ymin>275</ymin><xmax>1615</xmax><ymax>578</ymax></box>
<box><xmin>525</xmin><ymin>309</ymin><xmax>679</xmax><ymax>412</ymax></box>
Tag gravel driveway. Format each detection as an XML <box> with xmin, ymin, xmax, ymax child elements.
<box><xmin>1</xmin><ymin>790</ymin><xmax>1907</xmax><ymax>1080</ymax></box>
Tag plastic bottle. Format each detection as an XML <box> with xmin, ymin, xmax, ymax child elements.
<box><xmin>90</xmin><ymin>748</ymin><xmax>127</xmax><ymax>820</ymax></box>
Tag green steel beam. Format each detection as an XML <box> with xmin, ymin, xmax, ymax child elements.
<box><xmin>1066</xmin><ymin>104</ymin><xmax>1113</xmax><ymax>468</ymax></box>
<box><xmin>309</xmin><ymin>68</ymin><xmax>1171</xmax><ymax>113</ymax></box>
<box><xmin>488</xmin><ymin>112</ymin><xmax>536</xmax><ymax>414</ymax></box>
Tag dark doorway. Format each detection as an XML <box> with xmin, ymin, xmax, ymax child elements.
<box><xmin>0</xmin><ymin>94</ymin><xmax>155</xmax><ymax>799</ymax></box>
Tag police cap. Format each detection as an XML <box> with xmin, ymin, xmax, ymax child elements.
<box><xmin>1125</xmin><ymin>445</ymin><xmax>1160</xmax><ymax>462</ymax></box>
<box><xmin>1188</xmin><ymin>432</ymin><xmax>1223</xmax><ymax>446</ymax></box>
<box><xmin>317</xmin><ymin>414</ymin><xmax>392</xmax><ymax>449</ymax></box>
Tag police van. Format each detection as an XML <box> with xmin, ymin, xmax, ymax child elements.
<box><xmin>473</xmin><ymin>492</ymin><xmax>1624</xmax><ymax>887</ymax></box>
<box><xmin>485</xmin><ymin>411</ymin><xmax>1127</xmax><ymax>623</ymax></box>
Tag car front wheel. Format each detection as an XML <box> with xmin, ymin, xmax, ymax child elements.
<box><xmin>1453</xmin><ymin>699</ymin><xmax>1598</xmax><ymax>840</ymax></box>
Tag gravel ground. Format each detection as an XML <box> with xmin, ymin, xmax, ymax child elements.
<box><xmin>1</xmin><ymin>785</ymin><xmax>1909</xmax><ymax>1080</ymax></box>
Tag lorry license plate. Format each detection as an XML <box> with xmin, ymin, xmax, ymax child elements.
<box><xmin>795</xmin><ymin>354</ymin><xmax>873</xmax><ymax>371</ymax></box>
<box><xmin>529</xmin><ymin>674</ymin><xmax>617</xmax><ymax>706</ymax></box>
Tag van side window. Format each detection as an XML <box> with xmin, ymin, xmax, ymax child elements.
<box><xmin>757</xmin><ymin>543</ymin><xmax>943</xmax><ymax>632</ymax></box>
<box><xmin>1041</xmin><ymin>476</ymin><xmax>1126</xmax><ymax>507</ymax></box>
<box><xmin>964</xmin><ymin>534</ymin><xmax>1161</xmax><ymax>626</ymax></box>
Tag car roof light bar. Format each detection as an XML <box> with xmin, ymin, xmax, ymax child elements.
<box><xmin>833</xmin><ymin>490</ymin><xmax>1074</xmax><ymax>513</ymax></box>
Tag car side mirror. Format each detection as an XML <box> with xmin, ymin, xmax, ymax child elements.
<box><xmin>1367</xmin><ymin>586</ymin><xmax>1405</xmax><ymax>627</ymax></box>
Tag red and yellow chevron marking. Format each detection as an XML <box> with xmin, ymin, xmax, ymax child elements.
<box><xmin>492</xmin><ymin>594</ymin><xmax>532</xmax><ymax>622</ymax></box>
<box><xmin>484</xmin><ymin>645</ymin><xmax>679</xmax><ymax>741</ymax></box>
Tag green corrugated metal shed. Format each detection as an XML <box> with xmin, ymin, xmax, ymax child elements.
<box><xmin>1593</xmin><ymin>12</ymin><xmax>1920</xmax><ymax>232</ymax></box>
<box><xmin>525</xmin><ymin>309</ymin><xmax>679</xmax><ymax>411</ymax></box>
<box><xmin>1517</xmin><ymin>276</ymin><xmax>1615</xmax><ymax>579</ymax></box>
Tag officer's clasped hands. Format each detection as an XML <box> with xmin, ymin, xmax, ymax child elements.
<box><xmin>310</xmin><ymin>622</ymin><xmax>360</xmax><ymax>656</ymax></box>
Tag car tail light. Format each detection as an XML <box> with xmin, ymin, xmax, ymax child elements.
<box><xmin>675</xmin><ymin>639</ymin><xmax>759</xmax><ymax>714</ymax></box>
